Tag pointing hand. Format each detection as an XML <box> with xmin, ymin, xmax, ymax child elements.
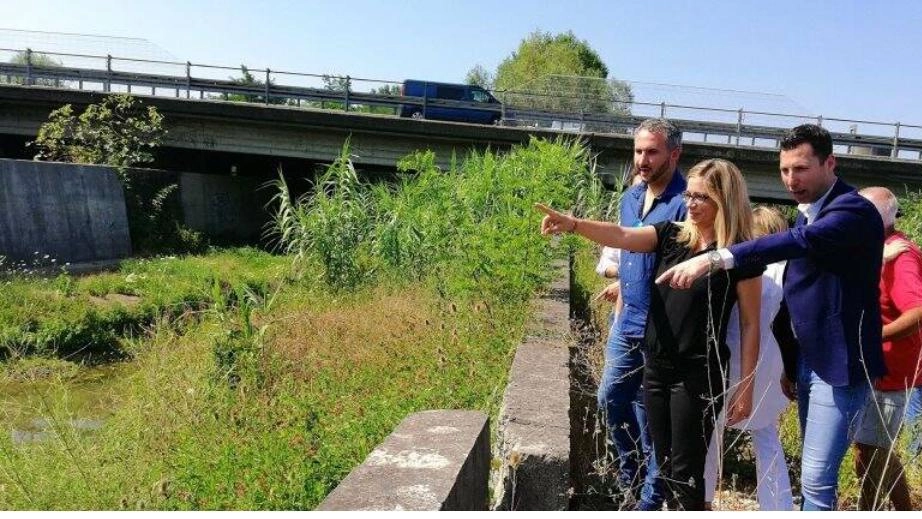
<box><xmin>655</xmin><ymin>254</ymin><xmax>710</xmax><ymax>289</ymax></box>
<box><xmin>535</xmin><ymin>203</ymin><xmax>577</xmax><ymax>235</ymax></box>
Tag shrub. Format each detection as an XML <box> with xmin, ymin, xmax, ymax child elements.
<box><xmin>269</xmin><ymin>137</ymin><xmax>612</xmax><ymax>303</ymax></box>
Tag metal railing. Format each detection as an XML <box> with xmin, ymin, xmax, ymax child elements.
<box><xmin>2</xmin><ymin>46</ymin><xmax>921</xmax><ymax>162</ymax></box>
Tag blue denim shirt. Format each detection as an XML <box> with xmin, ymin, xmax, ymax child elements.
<box><xmin>614</xmin><ymin>171</ymin><xmax>688</xmax><ymax>338</ymax></box>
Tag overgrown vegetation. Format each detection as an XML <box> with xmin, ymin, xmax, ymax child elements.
<box><xmin>29</xmin><ymin>94</ymin><xmax>202</xmax><ymax>254</ymax></box>
<box><xmin>0</xmin><ymin>248</ymin><xmax>287</xmax><ymax>360</ymax></box>
<box><xmin>0</xmin><ymin>138</ymin><xmax>609</xmax><ymax>509</ymax></box>
<box><xmin>268</xmin><ymin>137</ymin><xmax>608</xmax><ymax>300</ymax></box>
<box><xmin>895</xmin><ymin>189</ymin><xmax>922</xmax><ymax>241</ymax></box>
<box><xmin>30</xmin><ymin>94</ymin><xmax>164</xmax><ymax>168</ymax></box>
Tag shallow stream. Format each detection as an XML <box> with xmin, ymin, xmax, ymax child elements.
<box><xmin>1</xmin><ymin>362</ymin><xmax>134</xmax><ymax>445</ymax></box>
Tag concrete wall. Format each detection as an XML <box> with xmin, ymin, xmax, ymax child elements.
<box><xmin>180</xmin><ymin>172</ymin><xmax>265</xmax><ymax>243</ymax></box>
<box><xmin>319</xmin><ymin>410</ymin><xmax>490</xmax><ymax>511</ymax></box>
<box><xmin>0</xmin><ymin>159</ymin><xmax>131</xmax><ymax>264</ymax></box>
<box><xmin>127</xmin><ymin>167</ymin><xmax>269</xmax><ymax>245</ymax></box>
<box><xmin>0</xmin><ymin>159</ymin><xmax>270</xmax><ymax>267</ymax></box>
<box><xmin>492</xmin><ymin>262</ymin><xmax>573</xmax><ymax>510</ymax></box>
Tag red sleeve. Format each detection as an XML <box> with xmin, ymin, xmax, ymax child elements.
<box><xmin>890</xmin><ymin>248</ymin><xmax>922</xmax><ymax>312</ymax></box>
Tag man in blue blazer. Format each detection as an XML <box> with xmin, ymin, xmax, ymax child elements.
<box><xmin>656</xmin><ymin>124</ymin><xmax>886</xmax><ymax>510</ymax></box>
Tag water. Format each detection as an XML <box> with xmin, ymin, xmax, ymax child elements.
<box><xmin>10</xmin><ymin>417</ymin><xmax>105</xmax><ymax>444</ymax></box>
<box><xmin>1</xmin><ymin>362</ymin><xmax>132</xmax><ymax>445</ymax></box>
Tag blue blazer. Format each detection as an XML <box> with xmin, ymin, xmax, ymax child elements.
<box><xmin>729</xmin><ymin>179</ymin><xmax>886</xmax><ymax>386</ymax></box>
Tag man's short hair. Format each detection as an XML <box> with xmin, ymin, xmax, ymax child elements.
<box><xmin>636</xmin><ymin>118</ymin><xmax>682</xmax><ymax>151</ymax></box>
<box><xmin>781</xmin><ymin>124</ymin><xmax>833</xmax><ymax>162</ymax></box>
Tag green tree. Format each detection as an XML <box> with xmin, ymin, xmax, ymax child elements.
<box><xmin>223</xmin><ymin>65</ymin><xmax>286</xmax><ymax>104</ymax></box>
<box><xmin>492</xmin><ymin>31</ymin><xmax>633</xmax><ymax>116</ymax></box>
<box><xmin>465</xmin><ymin>64</ymin><xmax>494</xmax><ymax>90</ymax></box>
<box><xmin>314</xmin><ymin>74</ymin><xmax>350</xmax><ymax>110</ymax></box>
<box><xmin>320</xmin><ymin>81</ymin><xmax>400</xmax><ymax>115</ymax></box>
<box><xmin>608</xmin><ymin>77</ymin><xmax>634</xmax><ymax>117</ymax></box>
<box><xmin>3</xmin><ymin>50</ymin><xmax>66</xmax><ymax>87</ymax></box>
<box><xmin>321</xmin><ymin>74</ymin><xmax>350</xmax><ymax>93</ymax></box>
<box><xmin>363</xmin><ymin>84</ymin><xmax>401</xmax><ymax>115</ymax></box>
<box><xmin>29</xmin><ymin>95</ymin><xmax>198</xmax><ymax>253</ymax></box>
<box><xmin>371</xmin><ymin>84</ymin><xmax>401</xmax><ymax>96</ymax></box>
<box><xmin>30</xmin><ymin>94</ymin><xmax>164</xmax><ymax>168</ymax></box>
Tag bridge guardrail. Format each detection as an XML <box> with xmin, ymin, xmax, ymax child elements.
<box><xmin>2</xmin><ymin>47</ymin><xmax>921</xmax><ymax>162</ymax></box>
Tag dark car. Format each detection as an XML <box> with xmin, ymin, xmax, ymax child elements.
<box><xmin>398</xmin><ymin>80</ymin><xmax>502</xmax><ymax>125</ymax></box>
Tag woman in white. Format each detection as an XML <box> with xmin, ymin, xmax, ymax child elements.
<box><xmin>595</xmin><ymin>246</ymin><xmax>622</xmax><ymax>316</ymax></box>
<box><xmin>596</xmin><ymin>246</ymin><xmax>621</xmax><ymax>280</ymax></box>
<box><xmin>704</xmin><ymin>206</ymin><xmax>794</xmax><ymax>511</ymax></box>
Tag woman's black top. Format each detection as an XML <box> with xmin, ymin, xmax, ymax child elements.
<box><xmin>643</xmin><ymin>221</ymin><xmax>764</xmax><ymax>366</ymax></box>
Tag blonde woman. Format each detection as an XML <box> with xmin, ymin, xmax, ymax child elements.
<box><xmin>538</xmin><ymin>158</ymin><xmax>762</xmax><ymax>510</ymax></box>
<box><xmin>704</xmin><ymin>206</ymin><xmax>794</xmax><ymax>510</ymax></box>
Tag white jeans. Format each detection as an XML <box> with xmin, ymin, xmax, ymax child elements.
<box><xmin>704</xmin><ymin>419</ymin><xmax>794</xmax><ymax>511</ymax></box>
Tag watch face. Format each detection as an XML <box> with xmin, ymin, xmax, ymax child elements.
<box><xmin>708</xmin><ymin>251</ymin><xmax>721</xmax><ymax>270</ymax></box>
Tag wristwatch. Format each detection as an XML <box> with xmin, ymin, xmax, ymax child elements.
<box><xmin>707</xmin><ymin>250</ymin><xmax>723</xmax><ymax>274</ymax></box>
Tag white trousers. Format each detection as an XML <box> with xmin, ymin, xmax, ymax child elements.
<box><xmin>704</xmin><ymin>419</ymin><xmax>794</xmax><ymax>511</ymax></box>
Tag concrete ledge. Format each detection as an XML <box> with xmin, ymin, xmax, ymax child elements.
<box><xmin>318</xmin><ymin>410</ymin><xmax>490</xmax><ymax>511</ymax></box>
<box><xmin>493</xmin><ymin>265</ymin><xmax>572</xmax><ymax>510</ymax></box>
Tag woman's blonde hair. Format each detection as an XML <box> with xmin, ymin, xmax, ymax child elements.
<box><xmin>751</xmin><ymin>205</ymin><xmax>789</xmax><ymax>238</ymax></box>
<box><xmin>677</xmin><ymin>158</ymin><xmax>753</xmax><ymax>249</ymax></box>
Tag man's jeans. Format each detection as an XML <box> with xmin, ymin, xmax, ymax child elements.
<box><xmin>597</xmin><ymin>333</ymin><xmax>663</xmax><ymax>507</ymax></box>
<box><xmin>796</xmin><ymin>360</ymin><xmax>871</xmax><ymax>511</ymax></box>
<box><xmin>907</xmin><ymin>387</ymin><xmax>922</xmax><ymax>456</ymax></box>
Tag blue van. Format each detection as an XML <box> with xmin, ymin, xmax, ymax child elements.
<box><xmin>398</xmin><ymin>80</ymin><xmax>502</xmax><ymax>125</ymax></box>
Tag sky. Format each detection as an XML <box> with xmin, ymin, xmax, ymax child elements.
<box><xmin>3</xmin><ymin>0</ymin><xmax>921</xmax><ymax>134</ymax></box>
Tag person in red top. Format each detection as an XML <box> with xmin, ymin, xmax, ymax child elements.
<box><xmin>853</xmin><ymin>186</ymin><xmax>922</xmax><ymax>511</ymax></box>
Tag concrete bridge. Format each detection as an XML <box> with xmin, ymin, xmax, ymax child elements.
<box><xmin>1</xmin><ymin>85</ymin><xmax>920</xmax><ymax>202</ymax></box>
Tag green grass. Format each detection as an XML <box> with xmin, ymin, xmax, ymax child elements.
<box><xmin>0</xmin><ymin>280</ymin><xmax>533</xmax><ymax>509</ymax></box>
<box><xmin>0</xmin><ymin>138</ymin><xmax>606</xmax><ymax>510</ymax></box>
<box><xmin>0</xmin><ymin>248</ymin><xmax>290</xmax><ymax>359</ymax></box>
